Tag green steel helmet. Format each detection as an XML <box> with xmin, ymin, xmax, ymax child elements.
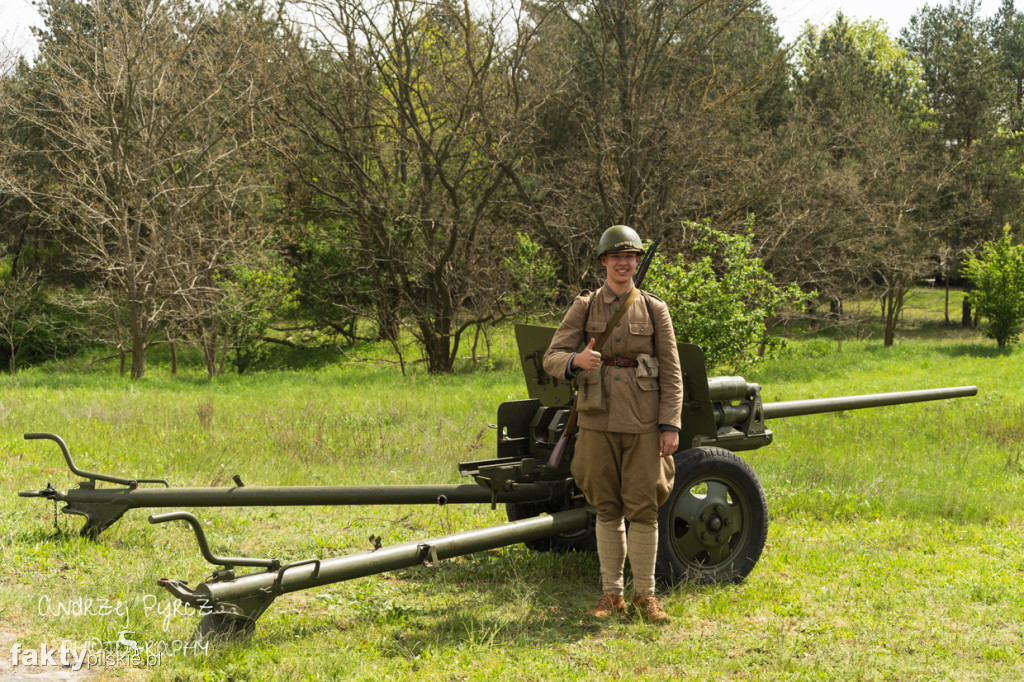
<box><xmin>597</xmin><ymin>225</ymin><xmax>644</xmax><ymax>258</ymax></box>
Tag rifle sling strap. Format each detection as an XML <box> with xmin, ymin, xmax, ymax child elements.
<box><xmin>549</xmin><ymin>285</ymin><xmax>643</xmax><ymax>468</ymax></box>
<box><xmin>582</xmin><ymin>285</ymin><xmax>642</xmax><ymax>355</ymax></box>
<box><xmin>570</xmin><ymin>285</ymin><xmax>641</xmax><ymax>411</ymax></box>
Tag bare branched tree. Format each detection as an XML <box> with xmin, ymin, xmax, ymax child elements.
<box><xmin>504</xmin><ymin>0</ymin><xmax>790</xmax><ymax>289</ymax></box>
<box><xmin>276</xmin><ymin>0</ymin><xmax>526</xmax><ymax>372</ymax></box>
<box><xmin>0</xmin><ymin>0</ymin><xmax>280</xmax><ymax>378</ymax></box>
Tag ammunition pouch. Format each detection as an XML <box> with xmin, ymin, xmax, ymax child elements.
<box><xmin>636</xmin><ymin>353</ymin><xmax>659</xmax><ymax>379</ymax></box>
<box><xmin>576</xmin><ymin>368</ymin><xmax>606</xmax><ymax>414</ymax></box>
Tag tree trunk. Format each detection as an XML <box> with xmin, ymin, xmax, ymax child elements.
<box><xmin>420</xmin><ymin>311</ymin><xmax>454</xmax><ymax>373</ymax></box>
<box><xmin>883</xmin><ymin>293</ymin><xmax>896</xmax><ymax>347</ymax></box>
<box><xmin>130</xmin><ymin>303</ymin><xmax>147</xmax><ymax>379</ymax></box>
<box><xmin>829</xmin><ymin>297</ymin><xmax>843</xmax><ymax>320</ymax></box>
<box><xmin>424</xmin><ymin>334</ymin><xmax>453</xmax><ymax>373</ymax></box>
<box><xmin>962</xmin><ymin>296</ymin><xmax>972</xmax><ymax>327</ymax></box>
<box><xmin>944</xmin><ymin>279</ymin><xmax>950</xmax><ymax>325</ymax></box>
<box><xmin>201</xmin><ymin>328</ymin><xmax>219</xmax><ymax>377</ymax></box>
<box><xmin>376</xmin><ymin>305</ymin><xmax>401</xmax><ymax>345</ymax></box>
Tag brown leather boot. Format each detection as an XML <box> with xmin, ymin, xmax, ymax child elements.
<box><xmin>586</xmin><ymin>593</ymin><xmax>626</xmax><ymax>618</ymax></box>
<box><xmin>631</xmin><ymin>595</ymin><xmax>670</xmax><ymax>623</ymax></box>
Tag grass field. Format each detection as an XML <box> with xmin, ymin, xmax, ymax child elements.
<box><xmin>1</xmin><ymin>288</ymin><xmax>1022</xmax><ymax>680</ymax></box>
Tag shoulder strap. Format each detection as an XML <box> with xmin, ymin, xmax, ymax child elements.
<box><xmin>593</xmin><ymin>287</ymin><xmax>640</xmax><ymax>353</ymax></box>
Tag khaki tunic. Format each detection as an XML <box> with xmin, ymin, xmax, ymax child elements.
<box><xmin>542</xmin><ymin>285</ymin><xmax>684</xmax><ymax>523</ymax></box>
<box><xmin>542</xmin><ymin>285</ymin><xmax>683</xmax><ymax>432</ymax></box>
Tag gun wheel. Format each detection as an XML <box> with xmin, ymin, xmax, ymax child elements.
<box><xmin>505</xmin><ymin>500</ymin><xmax>596</xmax><ymax>553</ymax></box>
<box><xmin>657</xmin><ymin>447</ymin><xmax>767</xmax><ymax>585</ymax></box>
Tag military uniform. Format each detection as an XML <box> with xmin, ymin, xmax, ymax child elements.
<box><xmin>543</xmin><ymin>281</ymin><xmax>683</xmax><ymax>610</ymax></box>
<box><xmin>540</xmin><ymin>282</ymin><xmax>684</xmax><ymax>520</ymax></box>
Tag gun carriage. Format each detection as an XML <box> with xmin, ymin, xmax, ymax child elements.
<box><xmin>18</xmin><ymin>326</ymin><xmax>976</xmax><ymax>639</ymax></box>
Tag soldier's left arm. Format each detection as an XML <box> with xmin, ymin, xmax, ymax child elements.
<box><xmin>650</xmin><ymin>296</ymin><xmax>683</xmax><ymax>430</ymax></box>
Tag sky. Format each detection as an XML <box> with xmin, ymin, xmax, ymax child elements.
<box><xmin>766</xmin><ymin>0</ymin><xmax>1006</xmax><ymax>45</ymax></box>
<box><xmin>1</xmin><ymin>0</ymin><xmax>41</xmax><ymax>58</ymax></box>
<box><xmin>0</xmin><ymin>0</ymin><xmax>1014</xmax><ymax>58</ymax></box>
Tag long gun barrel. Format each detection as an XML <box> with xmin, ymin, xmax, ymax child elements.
<box><xmin>761</xmin><ymin>385</ymin><xmax>978</xmax><ymax>420</ymax></box>
<box><xmin>14</xmin><ymin>332</ymin><xmax>981</xmax><ymax>638</ymax></box>
<box><xmin>514</xmin><ymin>326</ymin><xmax>978</xmax><ymax>457</ymax></box>
<box><xmin>683</xmin><ymin>369</ymin><xmax>977</xmax><ymax>451</ymax></box>
<box><xmin>18</xmin><ymin>433</ymin><xmax>557</xmax><ymax>538</ymax></box>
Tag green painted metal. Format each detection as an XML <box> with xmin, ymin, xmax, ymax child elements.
<box><xmin>511</xmin><ymin>323</ymin><xmax>977</xmax><ymax>454</ymax></box>
<box><xmin>761</xmin><ymin>386</ymin><xmax>979</xmax><ymax>419</ymax></box>
<box><xmin>153</xmin><ymin>507</ymin><xmax>593</xmax><ymax>640</ymax></box>
<box><xmin>19</xmin><ymin>338</ymin><xmax>977</xmax><ymax>539</ymax></box>
<box><xmin>14</xmin><ymin>327</ymin><xmax>979</xmax><ymax>638</ymax></box>
<box><xmin>19</xmin><ymin>434</ymin><xmax>556</xmax><ymax>538</ymax></box>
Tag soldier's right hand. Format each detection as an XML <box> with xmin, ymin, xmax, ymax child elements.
<box><xmin>572</xmin><ymin>337</ymin><xmax>601</xmax><ymax>371</ymax></box>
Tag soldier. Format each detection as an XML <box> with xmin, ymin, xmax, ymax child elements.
<box><xmin>543</xmin><ymin>225</ymin><xmax>683</xmax><ymax>623</ymax></box>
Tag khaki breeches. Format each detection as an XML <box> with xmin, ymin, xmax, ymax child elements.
<box><xmin>570</xmin><ymin>428</ymin><xmax>675</xmax><ymax>525</ymax></box>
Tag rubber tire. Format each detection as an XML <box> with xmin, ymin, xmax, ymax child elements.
<box><xmin>505</xmin><ymin>499</ymin><xmax>597</xmax><ymax>553</ymax></box>
<box><xmin>656</xmin><ymin>447</ymin><xmax>768</xmax><ymax>585</ymax></box>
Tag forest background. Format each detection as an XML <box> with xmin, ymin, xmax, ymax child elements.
<box><xmin>3</xmin><ymin>0</ymin><xmax>1024</xmax><ymax>377</ymax></box>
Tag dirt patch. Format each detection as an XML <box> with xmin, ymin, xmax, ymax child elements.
<box><xmin>0</xmin><ymin>632</ymin><xmax>92</xmax><ymax>681</ymax></box>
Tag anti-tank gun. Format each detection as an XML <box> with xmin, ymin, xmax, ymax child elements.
<box><xmin>17</xmin><ymin>325</ymin><xmax>976</xmax><ymax>639</ymax></box>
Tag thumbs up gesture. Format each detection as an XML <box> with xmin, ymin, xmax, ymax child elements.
<box><xmin>572</xmin><ymin>337</ymin><xmax>602</xmax><ymax>371</ymax></box>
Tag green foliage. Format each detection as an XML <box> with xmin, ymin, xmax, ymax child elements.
<box><xmin>215</xmin><ymin>263</ymin><xmax>298</xmax><ymax>373</ymax></box>
<box><xmin>291</xmin><ymin>221</ymin><xmax>367</xmax><ymax>342</ymax></box>
<box><xmin>0</xmin><ymin>264</ymin><xmax>87</xmax><ymax>373</ymax></box>
<box><xmin>646</xmin><ymin>219</ymin><xmax>812</xmax><ymax>371</ymax></box>
<box><xmin>502</xmin><ymin>232</ymin><xmax>558</xmax><ymax>317</ymax></box>
<box><xmin>962</xmin><ymin>224</ymin><xmax>1024</xmax><ymax>346</ymax></box>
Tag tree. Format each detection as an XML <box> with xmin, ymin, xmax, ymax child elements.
<box><xmin>962</xmin><ymin>225</ymin><xmax>1024</xmax><ymax>346</ymax></box>
<box><xmin>506</xmin><ymin>0</ymin><xmax>791</xmax><ymax>289</ymax></box>
<box><xmin>902</xmin><ymin>0</ymin><xmax>1023</xmax><ymax>324</ymax></box>
<box><xmin>752</xmin><ymin>15</ymin><xmax>949</xmax><ymax>345</ymax></box>
<box><xmin>0</xmin><ymin>269</ymin><xmax>51</xmax><ymax>373</ymax></box>
<box><xmin>275</xmin><ymin>0</ymin><xmax>526</xmax><ymax>373</ymax></box>
<box><xmin>0</xmin><ymin>0</ymin><xmax>282</xmax><ymax>378</ymax></box>
<box><xmin>990</xmin><ymin>0</ymin><xmax>1024</xmax><ymax>130</ymax></box>
<box><xmin>216</xmin><ymin>263</ymin><xmax>298</xmax><ymax>375</ymax></box>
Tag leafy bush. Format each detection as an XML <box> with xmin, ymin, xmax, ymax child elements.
<box><xmin>216</xmin><ymin>263</ymin><xmax>299</xmax><ymax>373</ymax></box>
<box><xmin>962</xmin><ymin>225</ymin><xmax>1024</xmax><ymax>347</ymax></box>
<box><xmin>646</xmin><ymin>219</ymin><xmax>812</xmax><ymax>371</ymax></box>
<box><xmin>0</xmin><ymin>266</ymin><xmax>90</xmax><ymax>373</ymax></box>
<box><xmin>503</xmin><ymin>232</ymin><xmax>558</xmax><ymax>316</ymax></box>
<box><xmin>292</xmin><ymin>220</ymin><xmax>369</xmax><ymax>342</ymax></box>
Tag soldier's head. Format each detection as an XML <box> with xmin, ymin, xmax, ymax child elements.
<box><xmin>598</xmin><ymin>225</ymin><xmax>643</xmax><ymax>288</ymax></box>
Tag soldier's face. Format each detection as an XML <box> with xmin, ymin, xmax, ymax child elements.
<box><xmin>601</xmin><ymin>251</ymin><xmax>640</xmax><ymax>288</ymax></box>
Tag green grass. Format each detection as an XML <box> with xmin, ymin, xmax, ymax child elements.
<box><xmin>2</xmin><ymin>289</ymin><xmax>1023</xmax><ymax>680</ymax></box>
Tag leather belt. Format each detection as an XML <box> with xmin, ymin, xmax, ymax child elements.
<box><xmin>603</xmin><ymin>357</ymin><xmax>638</xmax><ymax>368</ymax></box>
